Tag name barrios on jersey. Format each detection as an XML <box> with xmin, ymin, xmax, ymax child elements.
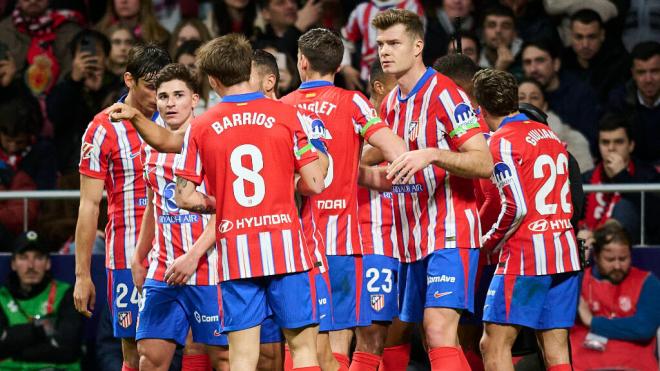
<box><xmin>211</xmin><ymin>112</ymin><xmax>276</xmax><ymax>135</ymax></box>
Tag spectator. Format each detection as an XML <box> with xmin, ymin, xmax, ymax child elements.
<box><xmin>422</xmin><ymin>0</ymin><xmax>475</xmax><ymax>66</ymax></box>
<box><xmin>518</xmin><ymin>78</ymin><xmax>594</xmax><ymax>172</ymax></box>
<box><xmin>103</xmin><ymin>23</ymin><xmax>136</xmax><ymax>80</ymax></box>
<box><xmin>542</xmin><ymin>0</ymin><xmax>619</xmax><ymax>47</ymax></box>
<box><xmin>562</xmin><ymin>9</ymin><xmax>629</xmax><ymax>103</ymax></box>
<box><xmin>492</xmin><ymin>0</ymin><xmax>560</xmax><ymax>44</ymax></box>
<box><xmin>446</xmin><ymin>31</ymin><xmax>481</xmax><ymax>65</ymax></box>
<box><xmin>254</xmin><ymin>0</ymin><xmax>323</xmax><ymax>63</ymax></box>
<box><xmin>0</xmin><ymin>0</ymin><xmax>83</xmax><ymax>96</ymax></box>
<box><xmin>47</xmin><ymin>29</ymin><xmax>123</xmax><ymax>176</ymax></box>
<box><xmin>478</xmin><ymin>5</ymin><xmax>523</xmax><ymax>79</ymax></box>
<box><xmin>203</xmin><ymin>0</ymin><xmax>258</xmax><ymax>38</ymax></box>
<box><xmin>571</xmin><ymin>222</ymin><xmax>660</xmax><ymax>371</ymax></box>
<box><xmin>621</xmin><ymin>0</ymin><xmax>660</xmax><ymax>53</ymax></box>
<box><xmin>579</xmin><ymin>114</ymin><xmax>659</xmax><ymax>242</ymax></box>
<box><xmin>0</xmin><ymin>95</ymin><xmax>57</xmax><ymax>243</ymax></box>
<box><xmin>0</xmin><ymin>231</ymin><xmax>83</xmax><ymax>369</ymax></box>
<box><xmin>338</xmin><ymin>0</ymin><xmax>423</xmax><ymax>91</ymax></box>
<box><xmin>96</xmin><ymin>0</ymin><xmax>170</xmax><ymax>48</ymax></box>
<box><xmin>608</xmin><ymin>41</ymin><xmax>660</xmax><ymax>167</ymax></box>
<box><xmin>521</xmin><ymin>39</ymin><xmax>602</xmax><ymax>147</ymax></box>
<box><xmin>168</xmin><ymin>18</ymin><xmax>211</xmax><ymax>59</ymax></box>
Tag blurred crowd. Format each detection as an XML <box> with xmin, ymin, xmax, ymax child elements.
<box><xmin>0</xmin><ymin>0</ymin><xmax>658</xmax><ymax>250</ymax></box>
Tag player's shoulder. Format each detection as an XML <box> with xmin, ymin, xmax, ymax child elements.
<box><xmin>85</xmin><ymin>111</ymin><xmax>120</xmax><ymax>138</ymax></box>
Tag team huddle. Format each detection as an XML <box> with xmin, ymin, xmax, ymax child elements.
<box><xmin>72</xmin><ymin>9</ymin><xmax>581</xmax><ymax>371</ymax></box>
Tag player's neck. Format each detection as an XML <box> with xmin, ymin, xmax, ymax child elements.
<box><xmin>396</xmin><ymin>62</ymin><xmax>427</xmax><ymax>97</ymax></box>
<box><xmin>302</xmin><ymin>71</ymin><xmax>335</xmax><ymax>84</ymax></box>
<box><xmin>216</xmin><ymin>81</ymin><xmax>255</xmax><ymax>98</ymax></box>
<box><xmin>124</xmin><ymin>91</ymin><xmax>154</xmax><ymax>118</ymax></box>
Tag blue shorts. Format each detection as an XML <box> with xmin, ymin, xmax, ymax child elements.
<box><xmin>260</xmin><ymin>316</ymin><xmax>284</xmax><ymax>344</ymax></box>
<box><xmin>136</xmin><ymin>279</ymin><xmax>226</xmax><ymax>346</ymax></box>
<box><xmin>107</xmin><ymin>269</ymin><xmax>139</xmax><ymax>338</ymax></box>
<box><xmin>398</xmin><ymin>248</ymin><xmax>479</xmax><ymax>323</ymax></box>
<box><xmin>326</xmin><ymin>255</ymin><xmax>371</xmax><ymax>330</ymax></box>
<box><xmin>314</xmin><ymin>270</ymin><xmax>334</xmax><ymax>332</ymax></box>
<box><xmin>483</xmin><ymin>272</ymin><xmax>580</xmax><ymax>330</ymax></box>
<box><xmin>363</xmin><ymin>254</ymin><xmax>399</xmax><ymax>322</ymax></box>
<box><xmin>219</xmin><ymin>270</ymin><xmax>318</xmax><ymax>332</ymax></box>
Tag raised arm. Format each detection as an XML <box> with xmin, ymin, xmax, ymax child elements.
<box><xmin>106</xmin><ymin>103</ymin><xmax>185</xmax><ymax>153</ymax></box>
<box><xmin>174</xmin><ymin>177</ymin><xmax>216</xmax><ymax>214</ymax></box>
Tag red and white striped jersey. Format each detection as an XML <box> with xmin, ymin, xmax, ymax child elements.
<box><xmin>381</xmin><ymin>68</ymin><xmax>482</xmax><ymax>263</ymax></box>
<box><xmin>281</xmin><ymin>80</ymin><xmax>387</xmax><ymax>257</ymax></box>
<box><xmin>142</xmin><ymin>143</ymin><xmax>218</xmax><ymax>285</ymax></box>
<box><xmin>357</xmin><ymin>183</ymin><xmax>399</xmax><ymax>258</ymax></box>
<box><xmin>174</xmin><ymin>92</ymin><xmax>318</xmax><ymax>282</ymax></box>
<box><xmin>341</xmin><ymin>0</ymin><xmax>424</xmax><ymax>80</ymax></box>
<box><xmin>482</xmin><ymin>114</ymin><xmax>581</xmax><ymax>276</ymax></box>
<box><xmin>79</xmin><ymin>112</ymin><xmax>150</xmax><ymax>270</ymax></box>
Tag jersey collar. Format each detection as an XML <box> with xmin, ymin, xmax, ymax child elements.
<box><xmin>299</xmin><ymin>80</ymin><xmax>334</xmax><ymax>89</ymax></box>
<box><xmin>118</xmin><ymin>94</ymin><xmax>160</xmax><ymax>121</ymax></box>
<box><xmin>222</xmin><ymin>91</ymin><xmax>265</xmax><ymax>103</ymax></box>
<box><xmin>498</xmin><ymin>113</ymin><xmax>530</xmax><ymax>129</ymax></box>
<box><xmin>398</xmin><ymin>67</ymin><xmax>435</xmax><ymax>103</ymax></box>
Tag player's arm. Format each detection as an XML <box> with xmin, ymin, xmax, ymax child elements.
<box><xmin>131</xmin><ymin>188</ymin><xmax>154</xmax><ymax>292</ymax></box>
<box><xmin>358</xmin><ymin>165</ymin><xmax>392</xmax><ymax>192</ymax></box>
<box><xmin>296</xmin><ymin>159</ymin><xmax>326</xmax><ymax>195</ymax></box>
<box><xmin>174</xmin><ymin>177</ymin><xmax>216</xmax><ymax>214</ymax></box>
<box><xmin>366</xmin><ymin>128</ymin><xmax>407</xmax><ymax>163</ymax></box>
<box><xmin>165</xmin><ymin>214</ymin><xmax>217</xmax><ymax>285</ymax></box>
<box><xmin>361</xmin><ymin>144</ymin><xmax>384</xmax><ymax>166</ymax></box>
<box><xmin>73</xmin><ymin>175</ymin><xmax>104</xmax><ymax>318</ymax></box>
<box><xmin>106</xmin><ymin>103</ymin><xmax>185</xmax><ymax>153</ymax></box>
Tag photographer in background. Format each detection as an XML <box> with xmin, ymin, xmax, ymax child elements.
<box><xmin>0</xmin><ymin>231</ymin><xmax>83</xmax><ymax>370</ymax></box>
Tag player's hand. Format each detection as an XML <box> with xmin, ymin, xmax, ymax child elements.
<box><xmin>603</xmin><ymin>153</ymin><xmax>626</xmax><ymax>178</ymax></box>
<box><xmin>340</xmin><ymin>65</ymin><xmax>364</xmax><ymax>91</ymax></box>
<box><xmin>73</xmin><ymin>275</ymin><xmax>96</xmax><ymax>318</ymax></box>
<box><xmin>0</xmin><ymin>56</ymin><xmax>16</xmax><ymax>88</ymax></box>
<box><xmin>130</xmin><ymin>256</ymin><xmax>147</xmax><ymax>293</ymax></box>
<box><xmin>295</xmin><ymin>0</ymin><xmax>323</xmax><ymax>31</ymax></box>
<box><xmin>386</xmin><ymin>149</ymin><xmax>435</xmax><ymax>184</ymax></box>
<box><xmin>105</xmin><ymin>102</ymin><xmax>139</xmax><ymax>122</ymax></box>
<box><xmin>164</xmin><ymin>253</ymin><xmax>199</xmax><ymax>285</ymax></box>
<box><xmin>578</xmin><ymin>297</ymin><xmax>593</xmax><ymax>327</ymax></box>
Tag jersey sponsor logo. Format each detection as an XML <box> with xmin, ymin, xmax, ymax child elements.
<box><xmin>211</xmin><ymin>113</ymin><xmax>276</xmax><ymax>135</ymax></box>
<box><xmin>194</xmin><ymin>311</ymin><xmax>219</xmax><ymax>323</ymax></box>
<box><xmin>493</xmin><ymin>162</ymin><xmax>514</xmax><ymax>187</ymax></box>
<box><xmin>408</xmin><ymin>121</ymin><xmax>419</xmax><ymax>142</ymax></box>
<box><xmin>370</xmin><ymin>294</ymin><xmax>385</xmax><ymax>312</ymax></box>
<box><xmin>129</xmin><ymin>152</ymin><xmax>140</xmax><ymax>159</ymax></box>
<box><xmin>449</xmin><ymin>104</ymin><xmax>479</xmax><ymax>138</ymax></box>
<box><xmin>163</xmin><ymin>182</ymin><xmax>179</xmax><ymax>212</ymax></box>
<box><xmin>118</xmin><ymin>311</ymin><xmax>132</xmax><ymax>328</ymax></box>
<box><xmin>158</xmin><ymin>214</ymin><xmax>200</xmax><ymax>224</ymax></box>
<box><xmin>219</xmin><ymin>219</ymin><xmax>234</xmax><ymax>233</ymax></box>
<box><xmin>234</xmin><ymin>214</ymin><xmax>293</xmax><ymax>230</ymax></box>
<box><xmin>528</xmin><ymin>219</ymin><xmax>549</xmax><ymax>232</ymax></box>
<box><xmin>213</xmin><ymin>329</ymin><xmax>222</xmax><ymax>337</ymax></box>
<box><xmin>427</xmin><ymin>275</ymin><xmax>456</xmax><ymax>284</ymax></box>
<box><xmin>382</xmin><ymin>192</ymin><xmax>393</xmax><ymax>199</ymax></box>
<box><xmin>392</xmin><ymin>183</ymin><xmax>424</xmax><ymax>194</ymax></box>
<box><xmin>81</xmin><ymin>142</ymin><xmax>98</xmax><ymax>160</ymax></box>
<box><xmin>300</xmin><ymin>116</ymin><xmax>332</xmax><ymax>140</ymax></box>
<box><xmin>433</xmin><ymin>291</ymin><xmax>453</xmax><ymax>298</ymax></box>
<box><xmin>316</xmin><ymin>199</ymin><xmax>347</xmax><ymax>210</ymax></box>
<box><xmin>528</xmin><ymin>218</ymin><xmax>572</xmax><ymax>232</ymax></box>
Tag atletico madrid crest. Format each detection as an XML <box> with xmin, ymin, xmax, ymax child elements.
<box><xmin>371</xmin><ymin>294</ymin><xmax>385</xmax><ymax>312</ymax></box>
<box><xmin>118</xmin><ymin>311</ymin><xmax>132</xmax><ymax>328</ymax></box>
<box><xmin>408</xmin><ymin>121</ymin><xmax>419</xmax><ymax>142</ymax></box>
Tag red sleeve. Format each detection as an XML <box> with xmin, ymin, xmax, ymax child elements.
<box><xmin>173</xmin><ymin>124</ymin><xmax>204</xmax><ymax>185</ymax></box>
<box><xmin>292</xmin><ymin>111</ymin><xmax>319</xmax><ymax>170</ymax></box>
<box><xmin>352</xmin><ymin>92</ymin><xmax>387</xmax><ymax>141</ymax></box>
<box><xmin>436</xmin><ymin>84</ymin><xmax>482</xmax><ymax>148</ymax></box>
<box><xmin>78</xmin><ymin>116</ymin><xmax>112</xmax><ymax>180</ymax></box>
<box><xmin>481</xmin><ymin>135</ymin><xmax>528</xmax><ymax>252</ymax></box>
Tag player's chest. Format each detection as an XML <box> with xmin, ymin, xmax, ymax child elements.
<box><xmin>108</xmin><ymin>126</ymin><xmax>144</xmax><ymax>173</ymax></box>
<box><xmin>387</xmin><ymin>102</ymin><xmax>447</xmax><ymax>150</ymax></box>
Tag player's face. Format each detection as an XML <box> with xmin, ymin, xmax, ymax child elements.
<box><xmin>632</xmin><ymin>55</ymin><xmax>660</xmax><ymax>102</ymax></box>
<box><xmin>157</xmin><ymin>79</ymin><xmax>198</xmax><ymax>130</ymax></box>
<box><xmin>518</xmin><ymin>82</ymin><xmax>546</xmax><ymax>110</ymax></box>
<box><xmin>483</xmin><ymin>15</ymin><xmax>515</xmax><ymax>49</ymax></box>
<box><xmin>595</xmin><ymin>241</ymin><xmax>631</xmax><ymax>284</ymax></box>
<box><xmin>11</xmin><ymin>251</ymin><xmax>50</xmax><ymax>287</ymax></box>
<box><xmin>131</xmin><ymin>77</ymin><xmax>158</xmax><ymax>115</ymax></box>
<box><xmin>522</xmin><ymin>47</ymin><xmax>558</xmax><ymax>88</ymax></box>
<box><xmin>110</xmin><ymin>29</ymin><xmax>135</xmax><ymax>66</ymax></box>
<box><xmin>377</xmin><ymin>24</ymin><xmax>421</xmax><ymax>77</ymax></box>
<box><xmin>598</xmin><ymin>128</ymin><xmax>634</xmax><ymax>163</ymax></box>
<box><xmin>570</xmin><ymin>21</ymin><xmax>604</xmax><ymax>62</ymax></box>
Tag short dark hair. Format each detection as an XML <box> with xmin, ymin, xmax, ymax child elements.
<box><xmin>196</xmin><ymin>34</ymin><xmax>252</xmax><ymax>86</ymax></box>
<box><xmin>631</xmin><ymin>41</ymin><xmax>660</xmax><ymax>62</ymax></box>
<box><xmin>371</xmin><ymin>8</ymin><xmax>425</xmax><ymax>41</ymax></box>
<box><xmin>433</xmin><ymin>54</ymin><xmax>480</xmax><ymax>84</ymax></box>
<box><xmin>473</xmin><ymin>68</ymin><xmax>518</xmax><ymax>116</ymax></box>
<box><xmin>70</xmin><ymin>29</ymin><xmax>111</xmax><ymax>57</ymax></box>
<box><xmin>252</xmin><ymin>49</ymin><xmax>280</xmax><ymax>87</ymax></box>
<box><xmin>297</xmin><ymin>28</ymin><xmax>344</xmax><ymax>75</ymax></box>
<box><xmin>369</xmin><ymin>59</ymin><xmax>385</xmax><ymax>87</ymax></box>
<box><xmin>593</xmin><ymin>221</ymin><xmax>632</xmax><ymax>255</ymax></box>
<box><xmin>126</xmin><ymin>43</ymin><xmax>171</xmax><ymax>82</ymax></box>
<box><xmin>482</xmin><ymin>5</ymin><xmax>515</xmax><ymax>25</ymax></box>
<box><xmin>0</xmin><ymin>95</ymin><xmax>42</xmax><ymax>137</ymax></box>
<box><xmin>174</xmin><ymin>39</ymin><xmax>202</xmax><ymax>62</ymax></box>
<box><xmin>570</xmin><ymin>9</ymin><xmax>603</xmax><ymax>28</ymax></box>
<box><xmin>598</xmin><ymin>112</ymin><xmax>633</xmax><ymax>140</ymax></box>
<box><xmin>155</xmin><ymin>63</ymin><xmax>200</xmax><ymax>94</ymax></box>
<box><xmin>449</xmin><ymin>30</ymin><xmax>481</xmax><ymax>56</ymax></box>
<box><xmin>522</xmin><ymin>39</ymin><xmax>560</xmax><ymax>60</ymax></box>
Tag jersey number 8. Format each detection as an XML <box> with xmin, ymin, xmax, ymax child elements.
<box><xmin>230</xmin><ymin>144</ymin><xmax>266</xmax><ymax>207</ymax></box>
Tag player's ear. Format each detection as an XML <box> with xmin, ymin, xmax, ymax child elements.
<box><xmin>208</xmin><ymin>75</ymin><xmax>220</xmax><ymax>92</ymax></box>
<box><xmin>124</xmin><ymin>72</ymin><xmax>135</xmax><ymax>89</ymax></box>
<box><xmin>264</xmin><ymin>73</ymin><xmax>276</xmax><ymax>93</ymax></box>
<box><xmin>373</xmin><ymin>80</ymin><xmax>384</xmax><ymax>96</ymax></box>
<box><xmin>414</xmin><ymin>38</ymin><xmax>424</xmax><ymax>58</ymax></box>
<box><xmin>191</xmin><ymin>92</ymin><xmax>200</xmax><ymax>108</ymax></box>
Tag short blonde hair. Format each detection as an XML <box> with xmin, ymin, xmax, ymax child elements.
<box><xmin>371</xmin><ymin>9</ymin><xmax>424</xmax><ymax>41</ymax></box>
<box><xmin>196</xmin><ymin>34</ymin><xmax>252</xmax><ymax>87</ymax></box>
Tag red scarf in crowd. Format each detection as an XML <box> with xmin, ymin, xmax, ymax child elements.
<box><xmin>582</xmin><ymin>161</ymin><xmax>635</xmax><ymax>230</ymax></box>
<box><xmin>12</xmin><ymin>8</ymin><xmax>84</xmax><ymax>95</ymax></box>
